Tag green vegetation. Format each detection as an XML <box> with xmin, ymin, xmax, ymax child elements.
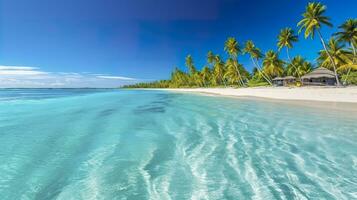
<box><xmin>342</xmin><ymin>72</ymin><xmax>357</xmax><ymax>85</ymax></box>
<box><xmin>123</xmin><ymin>2</ymin><xmax>356</xmax><ymax>88</ymax></box>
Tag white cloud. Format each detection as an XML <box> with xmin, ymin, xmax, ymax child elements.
<box><xmin>0</xmin><ymin>70</ymin><xmax>48</xmax><ymax>75</ymax></box>
<box><xmin>96</xmin><ymin>75</ymin><xmax>135</xmax><ymax>80</ymax></box>
<box><xmin>0</xmin><ymin>65</ymin><xmax>138</xmax><ymax>88</ymax></box>
<box><xmin>0</xmin><ymin>65</ymin><xmax>39</xmax><ymax>70</ymax></box>
<box><xmin>0</xmin><ymin>65</ymin><xmax>48</xmax><ymax>76</ymax></box>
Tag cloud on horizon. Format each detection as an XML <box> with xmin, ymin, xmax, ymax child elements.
<box><xmin>0</xmin><ymin>65</ymin><xmax>139</xmax><ymax>88</ymax></box>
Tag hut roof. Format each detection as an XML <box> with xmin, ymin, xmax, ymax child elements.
<box><xmin>282</xmin><ymin>76</ymin><xmax>296</xmax><ymax>80</ymax></box>
<box><xmin>272</xmin><ymin>76</ymin><xmax>296</xmax><ymax>81</ymax></box>
<box><xmin>272</xmin><ymin>77</ymin><xmax>283</xmax><ymax>81</ymax></box>
<box><xmin>301</xmin><ymin>67</ymin><xmax>336</xmax><ymax>79</ymax></box>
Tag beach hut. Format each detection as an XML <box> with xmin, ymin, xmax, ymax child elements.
<box><xmin>272</xmin><ymin>76</ymin><xmax>296</xmax><ymax>86</ymax></box>
<box><xmin>282</xmin><ymin>76</ymin><xmax>296</xmax><ymax>86</ymax></box>
<box><xmin>301</xmin><ymin>67</ymin><xmax>337</xmax><ymax>86</ymax></box>
<box><xmin>272</xmin><ymin>77</ymin><xmax>284</xmax><ymax>86</ymax></box>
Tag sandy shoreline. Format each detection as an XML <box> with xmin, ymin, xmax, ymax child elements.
<box><xmin>156</xmin><ymin>87</ymin><xmax>357</xmax><ymax>103</ymax></box>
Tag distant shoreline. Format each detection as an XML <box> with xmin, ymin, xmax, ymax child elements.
<box><xmin>0</xmin><ymin>88</ymin><xmax>116</xmax><ymax>90</ymax></box>
<box><xmin>153</xmin><ymin>87</ymin><xmax>357</xmax><ymax>104</ymax></box>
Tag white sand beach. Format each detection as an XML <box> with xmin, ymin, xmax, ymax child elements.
<box><xmin>160</xmin><ymin>87</ymin><xmax>357</xmax><ymax>103</ymax></box>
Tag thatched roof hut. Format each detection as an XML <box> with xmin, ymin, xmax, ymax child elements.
<box><xmin>301</xmin><ymin>67</ymin><xmax>335</xmax><ymax>79</ymax></box>
<box><xmin>302</xmin><ymin>67</ymin><xmax>337</xmax><ymax>85</ymax></box>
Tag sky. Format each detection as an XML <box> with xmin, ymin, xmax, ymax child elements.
<box><xmin>0</xmin><ymin>0</ymin><xmax>356</xmax><ymax>87</ymax></box>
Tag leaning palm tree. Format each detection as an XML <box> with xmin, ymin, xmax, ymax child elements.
<box><xmin>243</xmin><ymin>40</ymin><xmax>272</xmax><ymax>85</ymax></box>
<box><xmin>335</xmin><ymin>19</ymin><xmax>357</xmax><ymax>56</ymax></box>
<box><xmin>262</xmin><ymin>50</ymin><xmax>285</xmax><ymax>78</ymax></box>
<box><xmin>224</xmin><ymin>37</ymin><xmax>245</xmax><ymax>86</ymax></box>
<box><xmin>277</xmin><ymin>28</ymin><xmax>301</xmax><ymax>80</ymax></box>
<box><xmin>224</xmin><ymin>58</ymin><xmax>248</xmax><ymax>85</ymax></box>
<box><xmin>318</xmin><ymin>38</ymin><xmax>354</xmax><ymax>73</ymax></box>
<box><xmin>297</xmin><ymin>2</ymin><xmax>340</xmax><ymax>85</ymax></box>
<box><xmin>334</xmin><ymin>18</ymin><xmax>357</xmax><ymax>84</ymax></box>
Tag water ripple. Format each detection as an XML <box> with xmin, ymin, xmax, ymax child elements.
<box><xmin>0</xmin><ymin>90</ymin><xmax>356</xmax><ymax>199</ymax></box>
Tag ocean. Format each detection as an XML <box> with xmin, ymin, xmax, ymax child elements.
<box><xmin>0</xmin><ymin>89</ymin><xmax>356</xmax><ymax>199</ymax></box>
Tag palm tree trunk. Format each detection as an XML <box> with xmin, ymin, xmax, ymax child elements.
<box><xmin>352</xmin><ymin>42</ymin><xmax>357</xmax><ymax>63</ymax></box>
<box><xmin>317</xmin><ymin>30</ymin><xmax>340</xmax><ymax>86</ymax></box>
<box><xmin>286</xmin><ymin>48</ymin><xmax>301</xmax><ymax>81</ymax></box>
<box><xmin>218</xmin><ymin>71</ymin><xmax>226</xmax><ymax>87</ymax></box>
<box><xmin>343</xmin><ymin>42</ymin><xmax>356</xmax><ymax>85</ymax></box>
<box><xmin>252</xmin><ymin>58</ymin><xmax>273</xmax><ymax>85</ymax></box>
<box><xmin>233</xmin><ymin>60</ymin><xmax>245</xmax><ymax>87</ymax></box>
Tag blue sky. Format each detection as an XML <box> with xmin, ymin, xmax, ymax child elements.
<box><xmin>0</xmin><ymin>0</ymin><xmax>356</xmax><ymax>87</ymax></box>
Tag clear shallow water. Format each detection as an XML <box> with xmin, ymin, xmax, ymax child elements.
<box><xmin>0</xmin><ymin>89</ymin><xmax>356</xmax><ymax>200</ymax></box>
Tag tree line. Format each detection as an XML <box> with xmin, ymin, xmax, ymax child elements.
<box><xmin>123</xmin><ymin>2</ymin><xmax>356</xmax><ymax>88</ymax></box>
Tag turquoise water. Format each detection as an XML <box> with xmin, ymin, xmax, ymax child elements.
<box><xmin>0</xmin><ymin>89</ymin><xmax>356</xmax><ymax>199</ymax></box>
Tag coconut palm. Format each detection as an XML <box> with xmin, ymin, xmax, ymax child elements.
<box><xmin>334</xmin><ymin>18</ymin><xmax>357</xmax><ymax>84</ymax></box>
<box><xmin>297</xmin><ymin>2</ymin><xmax>340</xmax><ymax>85</ymax></box>
<box><xmin>212</xmin><ymin>55</ymin><xmax>226</xmax><ymax>86</ymax></box>
<box><xmin>201</xmin><ymin>66</ymin><xmax>211</xmax><ymax>87</ymax></box>
<box><xmin>318</xmin><ymin>38</ymin><xmax>354</xmax><ymax>72</ymax></box>
<box><xmin>185</xmin><ymin>55</ymin><xmax>199</xmax><ymax>86</ymax></box>
<box><xmin>277</xmin><ymin>28</ymin><xmax>299</xmax><ymax>59</ymax></box>
<box><xmin>263</xmin><ymin>50</ymin><xmax>285</xmax><ymax>78</ymax></box>
<box><xmin>207</xmin><ymin>51</ymin><xmax>215</xmax><ymax>66</ymax></box>
<box><xmin>335</xmin><ymin>19</ymin><xmax>357</xmax><ymax>55</ymax></box>
<box><xmin>243</xmin><ymin>40</ymin><xmax>273</xmax><ymax>85</ymax></box>
<box><xmin>224</xmin><ymin>37</ymin><xmax>245</xmax><ymax>86</ymax></box>
<box><xmin>224</xmin><ymin>58</ymin><xmax>249</xmax><ymax>85</ymax></box>
<box><xmin>185</xmin><ymin>55</ymin><xmax>196</xmax><ymax>75</ymax></box>
<box><xmin>170</xmin><ymin>67</ymin><xmax>190</xmax><ymax>87</ymax></box>
<box><xmin>286</xmin><ymin>56</ymin><xmax>312</xmax><ymax>77</ymax></box>
<box><xmin>194</xmin><ymin>72</ymin><xmax>205</xmax><ymax>87</ymax></box>
<box><xmin>277</xmin><ymin>28</ymin><xmax>301</xmax><ymax>80</ymax></box>
<box><xmin>300</xmin><ymin>60</ymin><xmax>313</xmax><ymax>76</ymax></box>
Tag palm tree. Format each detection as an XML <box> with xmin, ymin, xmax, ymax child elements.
<box><xmin>286</xmin><ymin>56</ymin><xmax>312</xmax><ymax>77</ymax></box>
<box><xmin>334</xmin><ymin>18</ymin><xmax>357</xmax><ymax>84</ymax></box>
<box><xmin>297</xmin><ymin>2</ymin><xmax>340</xmax><ymax>85</ymax></box>
<box><xmin>243</xmin><ymin>40</ymin><xmax>272</xmax><ymax>85</ymax></box>
<box><xmin>263</xmin><ymin>50</ymin><xmax>285</xmax><ymax>78</ymax></box>
<box><xmin>185</xmin><ymin>55</ymin><xmax>198</xmax><ymax>86</ymax></box>
<box><xmin>201</xmin><ymin>66</ymin><xmax>211</xmax><ymax>87</ymax></box>
<box><xmin>277</xmin><ymin>28</ymin><xmax>299</xmax><ymax>59</ymax></box>
<box><xmin>185</xmin><ymin>55</ymin><xmax>197</xmax><ymax>75</ymax></box>
<box><xmin>318</xmin><ymin>38</ymin><xmax>354</xmax><ymax>72</ymax></box>
<box><xmin>224</xmin><ymin>37</ymin><xmax>245</xmax><ymax>86</ymax></box>
<box><xmin>170</xmin><ymin>67</ymin><xmax>190</xmax><ymax>87</ymax></box>
<box><xmin>277</xmin><ymin>28</ymin><xmax>301</xmax><ymax>80</ymax></box>
<box><xmin>207</xmin><ymin>51</ymin><xmax>215</xmax><ymax>67</ymax></box>
<box><xmin>225</xmin><ymin>58</ymin><xmax>247</xmax><ymax>85</ymax></box>
<box><xmin>212</xmin><ymin>55</ymin><xmax>226</xmax><ymax>86</ymax></box>
<box><xmin>301</xmin><ymin>60</ymin><xmax>313</xmax><ymax>76</ymax></box>
<box><xmin>335</xmin><ymin>19</ymin><xmax>357</xmax><ymax>56</ymax></box>
<box><xmin>194</xmin><ymin>72</ymin><xmax>205</xmax><ymax>87</ymax></box>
